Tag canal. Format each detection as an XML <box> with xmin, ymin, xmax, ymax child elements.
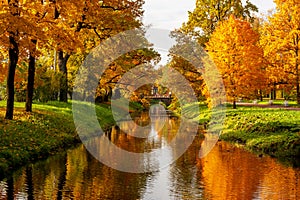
<box><xmin>0</xmin><ymin>113</ymin><xmax>299</xmax><ymax>199</ymax></box>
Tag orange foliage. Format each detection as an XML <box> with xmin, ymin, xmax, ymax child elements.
<box><xmin>260</xmin><ymin>0</ymin><xmax>300</xmax><ymax>102</ymax></box>
<box><xmin>206</xmin><ymin>16</ymin><xmax>266</xmax><ymax>105</ymax></box>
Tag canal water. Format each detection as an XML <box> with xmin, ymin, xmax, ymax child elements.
<box><xmin>0</xmin><ymin>113</ymin><xmax>299</xmax><ymax>199</ymax></box>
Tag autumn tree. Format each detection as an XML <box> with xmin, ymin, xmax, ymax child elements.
<box><xmin>166</xmin><ymin>55</ymin><xmax>204</xmax><ymax>101</ymax></box>
<box><xmin>260</xmin><ymin>22</ymin><xmax>295</xmax><ymax>99</ymax></box>
<box><xmin>168</xmin><ymin>31</ymin><xmax>227</xmax><ymax>108</ymax></box>
<box><xmin>0</xmin><ymin>49</ymin><xmax>7</xmax><ymax>84</ymax></box>
<box><xmin>0</xmin><ymin>0</ymin><xmax>146</xmax><ymax>118</ymax></box>
<box><xmin>260</xmin><ymin>0</ymin><xmax>300</xmax><ymax>104</ymax></box>
<box><xmin>23</xmin><ymin>1</ymin><xmax>48</xmax><ymax>112</ymax></box>
<box><xmin>181</xmin><ymin>0</ymin><xmax>258</xmax><ymax>46</ymax></box>
<box><xmin>0</xmin><ymin>0</ymin><xmax>27</xmax><ymax>119</ymax></box>
<box><xmin>95</xmin><ymin>48</ymin><xmax>159</xmax><ymax>103</ymax></box>
<box><xmin>47</xmin><ymin>0</ymin><xmax>144</xmax><ymax>102</ymax></box>
<box><xmin>0</xmin><ymin>0</ymin><xmax>20</xmax><ymax>119</ymax></box>
<box><xmin>206</xmin><ymin>16</ymin><xmax>265</xmax><ymax>108</ymax></box>
<box><xmin>0</xmin><ymin>0</ymin><xmax>50</xmax><ymax>116</ymax></box>
<box><xmin>64</xmin><ymin>28</ymin><xmax>160</xmax><ymax>103</ymax></box>
<box><xmin>167</xmin><ymin>0</ymin><xmax>258</xmax><ymax>107</ymax></box>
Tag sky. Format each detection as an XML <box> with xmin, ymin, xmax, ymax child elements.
<box><xmin>143</xmin><ymin>0</ymin><xmax>276</xmax><ymax>30</ymax></box>
<box><xmin>142</xmin><ymin>0</ymin><xmax>277</xmax><ymax>65</ymax></box>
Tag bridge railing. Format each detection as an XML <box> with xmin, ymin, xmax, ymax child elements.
<box><xmin>144</xmin><ymin>95</ymin><xmax>172</xmax><ymax>99</ymax></box>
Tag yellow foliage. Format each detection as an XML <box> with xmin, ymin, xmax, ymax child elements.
<box><xmin>206</xmin><ymin>16</ymin><xmax>266</xmax><ymax>104</ymax></box>
<box><xmin>260</xmin><ymin>0</ymin><xmax>300</xmax><ymax>102</ymax></box>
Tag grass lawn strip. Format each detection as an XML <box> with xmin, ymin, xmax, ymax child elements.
<box><xmin>180</xmin><ymin>103</ymin><xmax>300</xmax><ymax>162</ymax></box>
<box><xmin>0</xmin><ymin>101</ymin><xmax>119</xmax><ymax>176</ymax></box>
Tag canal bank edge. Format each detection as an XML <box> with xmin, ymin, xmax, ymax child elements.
<box><xmin>178</xmin><ymin>103</ymin><xmax>300</xmax><ymax>167</ymax></box>
<box><xmin>0</xmin><ymin>101</ymin><xmax>144</xmax><ymax>178</ymax></box>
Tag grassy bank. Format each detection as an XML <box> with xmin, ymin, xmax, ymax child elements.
<box><xmin>181</xmin><ymin>103</ymin><xmax>300</xmax><ymax>165</ymax></box>
<box><xmin>0</xmin><ymin>101</ymin><xmax>120</xmax><ymax>176</ymax></box>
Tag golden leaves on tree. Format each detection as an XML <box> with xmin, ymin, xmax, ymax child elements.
<box><xmin>206</xmin><ymin>16</ymin><xmax>265</xmax><ymax>106</ymax></box>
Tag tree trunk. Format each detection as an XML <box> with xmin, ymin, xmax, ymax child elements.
<box><xmin>58</xmin><ymin>51</ymin><xmax>70</xmax><ymax>102</ymax></box>
<box><xmin>5</xmin><ymin>35</ymin><xmax>19</xmax><ymax>120</ymax></box>
<box><xmin>260</xmin><ymin>90</ymin><xmax>263</xmax><ymax>101</ymax></box>
<box><xmin>296</xmin><ymin>51</ymin><xmax>300</xmax><ymax>104</ymax></box>
<box><xmin>5</xmin><ymin>0</ymin><xmax>19</xmax><ymax>120</ymax></box>
<box><xmin>233</xmin><ymin>99</ymin><xmax>237</xmax><ymax>109</ymax></box>
<box><xmin>273</xmin><ymin>83</ymin><xmax>277</xmax><ymax>100</ymax></box>
<box><xmin>297</xmin><ymin>80</ymin><xmax>300</xmax><ymax>104</ymax></box>
<box><xmin>25</xmin><ymin>39</ymin><xmax>37</xmax><ymax>112</ymax></box>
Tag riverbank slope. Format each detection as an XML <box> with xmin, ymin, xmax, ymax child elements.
<box><xmin>181</xmin><ymin>103</ymin><xmax>300</xmax><ymax>166</ymax></box>
<box><xmin>0</xmin><ymin>101</ymin><xmax>134</xmax><ymax>176</ymax></box>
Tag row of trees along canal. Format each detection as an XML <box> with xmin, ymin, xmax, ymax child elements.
<box><xmin>1</xmin><ymin>0</ymin><xmax>300</xmax><ymax>120</ymax></box>
<box><xmin>169</xmin><ymin>0</ymin><xmax>300</xmax><ymax>108</ymax></box>
<box><xmin>0</xmin><ymin>0</ymin><xmax>160</xmax><ymax>119</ymax></box>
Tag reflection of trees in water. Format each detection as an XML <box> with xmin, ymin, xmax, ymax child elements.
<box><xmin>2</xmin><ymin>144</ymin><xmax>152</xmax><ymax>199</ymax></box>
<box><xmin>257</xmin><ymin>159</ymin><xmax>300</xmax><ymax>199</ymax></box>
<box><xmin>6</xmin><ymin>177</ymin><xmax>14</xmax><ymax>200</ymax></box>
<box><xmin>104</xmin><ymin>115</ymin><xmax>180</xmax><ymax>153</ymax></box>
<box><xmin>3</xmin><ymin>121</ymin><xmax>300</xmax><ymax>199</ymax></box>
<box><xmin>25</xmin><ymin>166</ymin><xmax>34</xmax><ymax>200</ymax></box>
<box><xmin>199</xmin><ymin>142</ymin><xmax>262</xmax><ymax>199</ymax></box>
<box><xmin>61</xmin><ymin>145</ymin><xmax>151</xmax><ymax>199</ymax></box>
<box><xmin>5</xmin><ymin>153</ymin><xmax>69</xmax><ymax>199</ymax></box>
<box><xmin>168</xmin><ymin>135</ymin><xmax>204</xmax><ymax>199</ymax></box>
<box><xmin>198</xmin><ymin>142</ymin><xmax>300</xmax><ymax>200</ymax></box>
<box><xmin>56</xmin><ymin>154</ymin><xmax>67</xmax><ymax>200</ymax></box>
<box><xmin>167</xmin><ymin>140</ymin><xmax>300</xmax><ymax>200</ymax></box>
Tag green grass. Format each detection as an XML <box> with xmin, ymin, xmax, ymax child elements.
<box><xmin>181</xmin><ymin>103</ymin><xmax>300</xmax><ymax>165</ymax></box>
<box><xmin>221</xmin><ymin>107</ymin><xmax>300</xmax><ymax>159</ymax></box>
<box><xmin>0</xmin><ymin>100</ymin><xmax>116</xmax><ymax>176</ymax></box>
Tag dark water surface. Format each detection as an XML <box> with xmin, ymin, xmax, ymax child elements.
<box><xmin>1</xmin><ymin>114</ymin><xmax>299</xmax><ymax>199</ymax></box>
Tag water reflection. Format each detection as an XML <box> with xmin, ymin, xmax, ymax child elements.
<box><xmin>25</xmin><ymin>166</ymin><xmax>34</xmax><ymax>200</ymax></box>
<box><xmin>198</xmin><ymin>142</ymin><xmax>300</xmax><ymax>200</ymax></box>
<box><xmin>83</xmin><ymin>112</ymin><xmax>197</xmax><ymax>173</ymax></box>
<box><xmin>0</xmin><ymin>115</ymin><xmax>299</xmax><ymax>199</ymax></box>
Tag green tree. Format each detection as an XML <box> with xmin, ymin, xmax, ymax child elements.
<box><xmin>181</xmin><ymin>0</ymin><xmax>258</xmax><ymax>46</ymax></box>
